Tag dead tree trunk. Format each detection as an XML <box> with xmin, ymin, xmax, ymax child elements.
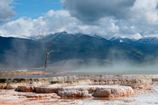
<box><xmin>45</xmin><ymin>53</ymin><xmax>48</xmax><ymax>71</ymax></box>
<box><xmin>40</xmin><ymin>32</ymin><xmax>59</xmax><ymax>71</ymax></box>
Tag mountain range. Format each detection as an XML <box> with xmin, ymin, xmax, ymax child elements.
<box><xmin>0</xmin><ymin>32</ymin><xmax>158</xmax><ymax>68</ymax></box>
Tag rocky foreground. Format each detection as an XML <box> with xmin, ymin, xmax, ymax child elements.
<box><xmin>0</xmin><ymin>70</ymin><xmax>66</xmax><ymax>77</ymax></box>
<box><xmin>0</xmin><ymin>75</ymin><xmax>158</xmax><ymax>105</ymax></box>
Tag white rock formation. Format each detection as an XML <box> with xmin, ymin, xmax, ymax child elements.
<box><xmin>94</xmin><ymin>88</ymin><xmax>111</xmax><ymax>97</ymax></box>
<box><xmin>25</xmin><ymin>94</ymin><xmax>51</xmax><ymax>98</ymax></box>
<box><xmin>57</xmin><ymin>85</ymin><xmax>134</xmax><ymax>98</ymax></box>
<box><xmin>6</xmin><ymin>84</ymin><xmax>18</xmax><ymax>89</ymax></box>
<box><xmin>58</xmin><ymin>87</ymin><xmax>90</xmax><ymax>97</ymax></box>
<box><xmin>51</xmin><ymin>93</ymin><xmax>61</xmax><ymax>99</ymax></box>
<box><xmin>93</xmin><ymin>86</ymin><xmax>134</xmax><ymax>97</ymax></box>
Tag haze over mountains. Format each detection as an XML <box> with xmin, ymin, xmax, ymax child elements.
<box><xmin>0</xmin><ymin>32</ymin><xmax>158</xmax><ymax>68</ymax></box>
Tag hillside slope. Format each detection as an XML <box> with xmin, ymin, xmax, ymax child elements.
<box><xmin>0</xmin><ymin>32</ymin><xmax>156</xmax><ymax>68</ymax></box>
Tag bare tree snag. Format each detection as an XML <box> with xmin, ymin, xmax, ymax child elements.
<box><xmin>39</xmin><ymin>32</ymin><xmax>59</xmax><ymax>71</ymax></box>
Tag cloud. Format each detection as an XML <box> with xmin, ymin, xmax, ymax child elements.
<box><xmin>115</xmin><ymin>33</ymin><xmax>142</xmax><ymax>40</ymax></box>
<box><xmin>1</xmin><ymin>0</ymin><xmax>158</xmax><ymax>40</ymax></box>
<box><xmin>62</xmin><ymin>0</ymin><xmax>136</xmax><ymax>23</ymax></box>
<box><xmin>0</xmin><ymin>10</ymin><xmax>78</xmax><ymax>37</ymax></box>
<box><xmin>0</xmin><ymin>9</ymin><xmax>158</xmax><ymax>40</ymax></box>
<box><xmin>0</xmin><ymin>0</ymin><xmax>16</xmax><ymax>24</ymax></box>
<box><xmin>129</xmin><ymin>0</ymin><xmax>158</xmax><ymax>25</ymax></box>
<box><xmin>0</xmin><ymin>9</ymin><xmax>143</xmax><ymax>40</ymax></box>
<box><xmin>62</xmin><ymin>0</ymin><xmax>158</xmax><ymax>25</ymax></box>
<box><xmin>0</xmin><ymin>10</ymin><xmax>116</xmax><ymax>38</ymax></box>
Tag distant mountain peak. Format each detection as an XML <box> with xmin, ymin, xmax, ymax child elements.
<box><xmin>59</xmin><ymin>31</ymin><xmax>68</xmax><ymax>34</ymax></box>
<box><xmin>120</xmin><ymin>39</ymin><xmax>123</xmax><ymax>43</ymax></box>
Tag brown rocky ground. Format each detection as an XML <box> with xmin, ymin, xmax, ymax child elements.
<box><xmin>0</xmin><ymin>70</ymin><xmax>66</xmax><ymax>77</ymax></box>
<box><xmin>0</xmin><ymin>87</ymin><xmax>153</xmax><ymax>105</ymax></box>
<box><xmin>0</xmin><ymin>75</ymin><xmax>158</xmax><ymax>105</ymax></box>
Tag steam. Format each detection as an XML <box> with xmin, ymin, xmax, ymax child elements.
<box><xmin>48</xmin><ymin>57</ymin><xmax>158</xmax><ymax>75</ymax></box>
<box><xmin>4</xmin><ymin>38</ymin><xmax>44</xmax><ymax>68</ymax></box>
<box><xmin>73</xmin><ymin>62</ymin><xmax>158</xmax><ymax>75</ymax></box>
<box><xmin>1</xmin><ymin>34</ymin><xmax>158</xmax><ymax>75</ymax></box>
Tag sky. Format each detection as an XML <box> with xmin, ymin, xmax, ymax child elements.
<box><xmin>0</xmin><ymin>0</ymin><xmax>158</xmax><ymax>39</ymax></box>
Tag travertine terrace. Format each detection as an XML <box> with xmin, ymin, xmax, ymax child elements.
<box><xmin>0</xmin><ymin>74</ymin><xmax>158</xmax><ymax>105</ymax></box>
